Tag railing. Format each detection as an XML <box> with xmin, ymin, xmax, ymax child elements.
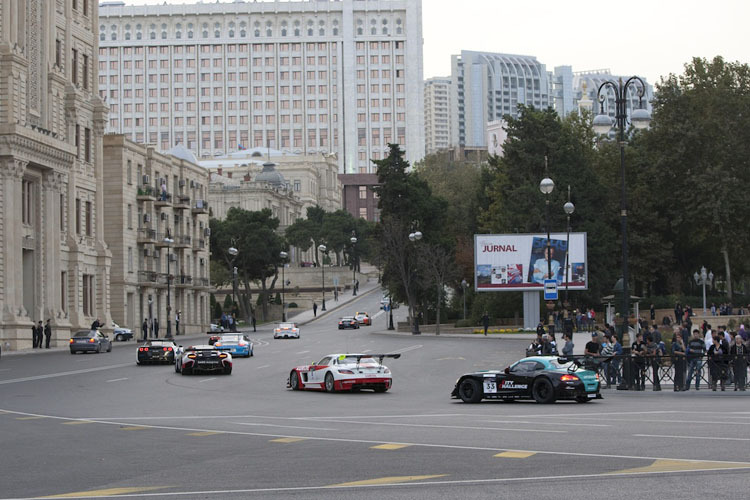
<box><xmin>192</xmin><ymin>199</ymin><xmax>208</xmax><ymax>213</ymax></box>
<box><xmin>176</xmin><ymin>275</ymin><xmax>193</xmax><ymax>286</ymax></box>
<box><xmin>137</xmin><ymin>270</ymin><xmax>158</xmax><ymax>283</ymax></box>
<box><xmin>193</xmin><ymin>238</ymin><xmax>206</xmax><ymax>250</ymax></box>
<box><xmin>137</xmin><ymin>228</ymin><xmax>157</xmax><ymax>242</ymax></box>
<box><xmin>175</xmin><ymin>195</ymin><xmax>191</xmax><ymax>208</ymax></box>
<box><xmin>137</xmin><ymin>185</ymin><xmax>156</xmax><ymax>199</ymax></box>
<box><xmin>175</xmin><ymin>235</ymin><xmax>192</xmax><ymax>247</ymax></box>
<box><xmin>155</xmin><ymin>192</ymin><xmax>172</xmax><ymax>205</ymax></box>
<box><xmin>194</xmin><ymin>277</ymin><xmax>209</xmax><ymax>287</ymax></box>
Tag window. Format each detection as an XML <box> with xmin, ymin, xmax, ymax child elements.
<box><xmin>359</xmin><ymin>186</ymin><xmax>367</xmax><ymax>199</ymax></box>
<box><xmin>71</xmin><ymin>49</ymin><xmax>78</xmax><ymax>84</ymax></box>
<box><xmin>82</xmin><ymin>274</ymin><xmax>94</xmax><ymax>317</ymax></box>
<box><xmin>21</xmin><ymin>180</ymin><xmax>33</xmax><ymax>225</ymax></box>
<box><xmin>55</xmin><ymin>39</ymin><xmax>62</xmax><ymax>67</ymax></box>
<box><xmin>61</xmin><ymin>272</ymin><xmax>67</xmax><ymax>313</ymax></box>
<box><xmin>128</xmin><ymin>247</ymin><xmax>134</xmax><ymax>273</ymax></box>
<box><xmin>85</xmin><ymin>201</ymin><xmax>92</xmax><ymax>236</ymax></box>
<box><xmin>84</xmin><ymin>128</ymin><xmax>91</xmax><ymax>162</ymax></box>
<box><xmin>60</xmin><ymin>193</ymin><xmax>65</xmax><ymax>231</ymax></box>
<box><xmin>127</xmin><ymin>204</ymin><xmax>133</xmax><ymax>229</ymax></box>
<box><xmin>75</xmin><ymin>198</ymin><xmax>81</xmax><ymax>234</ymax></box>
<box><xmin>359</xmin><ymin>208</ymin><xmax>368</xmax><ymax>219</ymax></box>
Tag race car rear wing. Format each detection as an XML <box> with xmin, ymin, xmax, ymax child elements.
<box><xmin>352</xmin><ymin>353</ymin><xmax>401</xmax><ymax>367</ymax></box>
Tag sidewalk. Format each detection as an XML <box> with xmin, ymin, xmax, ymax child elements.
<box><xmin>287</xmin><ymin>278</ymin><xmax>381</xmax><ymax>326</ymax></box>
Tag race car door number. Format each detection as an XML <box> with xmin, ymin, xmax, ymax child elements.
<box><xmin>483</xmin><ymin>380</ymin><xmax>497</xmax><ymax>393</ymax></box>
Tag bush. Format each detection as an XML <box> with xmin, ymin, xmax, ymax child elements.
<box><xmin>454</xmin><ymin>319</ymin><xmax>474</xmax><ymax>328</ymax></box>
<box><xmin>288</xmin><ymin>302</ymin><xmax>298</xmax><ymax>308</ymax></box>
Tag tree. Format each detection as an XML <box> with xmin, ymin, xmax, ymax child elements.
<box><xmin>417</xmin><ymin>243</ymin><xmax>458</xmax><ymax>334</ymax></box>
<box><xmin>210</xmin><ymin>208</ymin><xmax>286</xmax><ymax>321</ymax></box>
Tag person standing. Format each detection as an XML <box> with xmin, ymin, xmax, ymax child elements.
<box><xmin>631</xmin><ymin>332</ymin><xmax>646</xmax><ymax>391</ymax></box>
<box><xmin>686</xmin><ymin>329</ymin><xmax>706</xmax><ymax>391</ymax></box>
<box><xmin>481</xmin><ymin>312</ymin><xmax>490</xmax><ymax>336</ymax></box>
<box><xmin>31</xmin><ymin>322</ymin><xmax>41</xmax><ymax>348</ymax></box>
<box><xmin>672</xmin><ymin>332</ymin><xmax>687</xmax><ymax>391</ymax></box>
<box><xmin>708</xmin><ymin>335</ymin><xmax>728</xmax><ymax>391</ymax></box>
<box><xmin>153</xmin><ymin>317</ymin><xmax>160</xmax><ymax>339</ymax></box>
<box><xmin>650</xmin><ymin>304</ymin><xmax>656</xmax><ymax>322</ymax></box>
<box><xmin>645</xmin><ymin>336</ymin><xmax>662</xmax><ymax>391</ymax></box>
<box><xmin>251</xmin><ymin>314</ymin><xmax>256</xmax><ymax>332</ymax></box>
<box><xmin>561</xmin><ymin>332</ymin><xmax>574</xmax><ymax>357</ymax></box>
<box><xmin>730</xmin><ymin>335</ymin><xmax>747</xmax><ymax>391</ymax></box>
<box><xmin>44</xmin><ymin>320</ymin><xmax>52</xmax><ymax>349</ymax></box>
<box><xmin>142</xmin><ymin>318</ymin><xmax>149</xmax><ymax>341</ymax></box>
<box><xmin>175</xmin><ymin>311</ymin><xmax>181</xmax><ymax>336</ymax></box>
<box><xmin>312</xmin><ymin>302</ymin><xmax>318</xmax><ymax>318</ymax></box>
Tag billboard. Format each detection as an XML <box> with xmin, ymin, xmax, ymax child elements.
<box><xmin>474</xmin><ymin>233</ymin><xmax>588</xmax><ymax>291</ymax></box>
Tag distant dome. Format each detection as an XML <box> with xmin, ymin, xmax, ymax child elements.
<box><xmin>255</xmin><ymin>161</ymin><xmax>285</xmax><ymax>187</ymax></box>
<box><xmin>167</xmin><ymin>144</ymin><xmax>198</xmax><ymax>164</ymax></box>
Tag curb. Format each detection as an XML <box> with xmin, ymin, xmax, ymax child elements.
<box><xmin>371</xmin><ymin>330</ymin><xmax>537</xmax><ymax>339</ymax></box>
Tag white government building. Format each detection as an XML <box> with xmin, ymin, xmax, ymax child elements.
<box><xmin>97</xmin><ymin>0</ymin><xmax>425</xmax><ymax>174</ymax></box>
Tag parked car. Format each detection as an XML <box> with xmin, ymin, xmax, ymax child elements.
<box><xmin>112</xmin><ymin>322</ymin><xmax>133</xmax><ymax>342</ymax></box>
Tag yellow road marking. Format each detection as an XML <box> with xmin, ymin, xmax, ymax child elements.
<box><xmin>120</xmin><ymin>426</ymin><xmax>148</xmax><ymax>431</ymax></box>
<box><xmin>608</xmin><ymin>459</ymin><xmax>750</xmax><ymax>475</ymax></box>
<box><xmin>187</xmin><ymin>431</ymin><xmax>223</xmax><ymax>436</ymax></box>
<box><xmin>62</xmin><ymin>420</ymin><xmax>95</xmax><ymax>425</ymax></box>
<box><xmin>371</xmin><ymin>443</ymin><xmax>412</xmax><ymax>450</ymax></box>
<box><xmin>43</xmin><ymin>486</ymin><xmax>170</xmax><ymax>498</ymax></box>
<box><xmin>16</xmin><ymin>416</ymin><xmax>45</xmax><ymax>420</ymax></box>
<box><xmin>327</xmin><ymin>475</ymin><xmax>447</xmax><ymax>487</ymax></box>
<box><xmin>270</xmin><ymin>437</ymin><xmax>306</xmax><ymax>443</ymax></box>
<box><xmin>494</xmin><ymin>451</ymin><xmax>536</xmax><ymax>459</ymax></box>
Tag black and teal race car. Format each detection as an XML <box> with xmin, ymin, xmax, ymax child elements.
<box><xmin>452</xmin><ymin>356</ymin><xmax>601</xmax><ymax>404</ymax></box>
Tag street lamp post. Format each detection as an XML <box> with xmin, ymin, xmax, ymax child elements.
<box><xmin>408</xmin><ymin>229</ymin><xmax>423</xmax><ymax>335</ymax></box>
<box><xmin>280</xmin><ymin>251</ymin><xmax>288</xmax><ymax>321</ymax></box>
<box><xmin>693</xmin><ymin>267</ymin><xmax>714</xmax><ymax>314</ymax></box>
<box><xmin>147</xmin><ymin>295</ymin><xmax>153</xmax><ymax>340</ymax></box>
<box><xmin>350</xmin><ymin>232</ymin><xmax>358</xmax><ymax>296</ymax></box>
<box><xmin>539</xmin><ymin>172</ymin><xmax>555</xmax><ymax>328</ymax></box>
<box><xmin>388</xmin><ymin>297</ymin><xmax>395</xmax><ymax>330</ymax></box>
<box><xmin>228</xmin><ymin>246</ymin><xmax>239</xmax><ymax>319</ymax></box>
<box><xmin>564</xmin><ymin>188</ymin><xmax>575</xmax><ymax>304</ymax></box>
<box><xmin>594</xmin><ymin>76</ymin><xmax>651</xmax><ymax>346</ymax></box>
<box><xmin>164</xmin><ymin>236</ymin><xmax>175</xmax><ymax>339</ymax></box>
<box><xmin>461</xmin><ymin>279</ymin><xmax>469</xmax><ymax>320</ymax></box>
<box><xmin>318</xmin><ymin>244</ymin><xmax>327</xmax><ymax>312</ymax></box>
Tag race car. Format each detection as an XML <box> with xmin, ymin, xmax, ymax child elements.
<box><xmin>209</xmin><ymin>323</ymin><xmax>225</xmax><ymax>333</ymax></box>
<box><xmin>338</xmin><ymin>317</ymin><xmax>359</xmax><ymax>329</ymax></box>
<box><xmin>287</xmin><ymin>353</ymin><xmax>400</xmax><ymax>393</ymax></box>
<box><xmin>274</xmin><ymin>322</ymin><xmax>300</xmax><ymax>339</ymax></box>
<box><xmin>354</xmin><ymin>312</ymin><xmax>371</xmax><ymax>326</ymax></box>
<box><xmin>213</xmin><ymin>334</ymin><xmax>253</xmax><ymax>357</ymax></box>
<box><xmin>136</xmin><ymin>339</ymin><xmax>177</xmax><ymax>365</ymax></box>
<box><xmin>175</xmin><ymin>345</ymin><xmax>232</xmax><ymax>375</ymax></box>
<box><xmin>452</xmin><ymin>356</ymin><xmax>601</xmax><ymax>404</ymax></box>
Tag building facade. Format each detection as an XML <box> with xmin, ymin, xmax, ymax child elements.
<box><xmin>97</xmin><ymin>0</ymin><xmax>425</xmax><ymax>174</ymax></box>
<box><xmin>572</xmin><ymin>69</ymin><xmax>653</xmax><ymax>119</ymax></box>
<box><xmin>450</xmin><ymin>50</ymin><xmax>552</xmax><ymax>148</ymax></box>
<box><xmin>339</xmin><ymin>173</ymin><xmax>379</xmax><ymax>222</ymax></box>
<box><xmin>102</xmin><ymin>135</ymin><xmax>211</xmax><ymax>336</ymax></box>
<box><xmin>424</xmin><ymin>76</ymin><xmax>451</xmax><ymax>155</ymax></box>
<box><xmin>0</xmin><ymin>0</ymin><xmax>112</xmax><ymax>349</ymax></box>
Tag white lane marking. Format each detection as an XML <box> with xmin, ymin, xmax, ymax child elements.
<box><xmin>298</xmin><ymin>413</ymin><xmax>468</xmax><ymax>420</ymax></box>
<box><xmin>0</xmin><ymin>368</ymin><xmax>11</xmax><ymax>372</ymax></box>
<box><xmin>68</xmin><ymin>413</ymin><xmax>470</xmax><ymax>421</ymax></box>
<box><xmin>296</xmin><ymin>350</ymin><xmax>310</xmax><ymax>354</ymax></box>
<box><xmin>634</xmin><ymin>434</ymin><xmax>750</xmax><ymax>442</ymax></box>
<box><xmin>199</xmin><ymin>378</ymin><xmax>217</xmax><ymax>383</ymax></box>
<box><xmin>289</xmin><ymin>418</ymin><xmax>566</xmax><ymax>434</ymax></box>
<box><xmin>255</xmin><ymin>364</ymin><xmax>270</xmax><ymax>370</ymax></box>
<box><xmin>392</xmin><ymin>344</ymin><xmax>423</xmax><ymax>354</ymax></box>
<box><xmin>105</xmin><ymin>378</ymin><xmax>128</xmax><ymax>383</ymax></box>
<box><xmin>1</xmin><ymin>408</ymin><xmax>748</xmax><ymax>466</ymax></box>
<box><xmin>0</xmin><ymin>363</ymin><xmax>133</xmax><ymax>385</ymax></box>
<box><xmin>361</xmin><ymin>349</ymin><xmax>372</xmax><ymax>353</ymax></box>
<box><xmin>372</xmin><ymin>310</ymin><xmax>385</xmax><ymax>319</ymax></box>
<box><xmin>555</xmin><ymin>416</ymin><xmax>750</xmax><ymax>426</ymax></box>
<box><xmin>229</xmin><ymin>422</ymin><xmax>338</xmax><ymax>431</ymax></box>
<box><xmin>479</xmin><ymin>420</ymin><xmax>610</xmax><ymax>428</ymax></box>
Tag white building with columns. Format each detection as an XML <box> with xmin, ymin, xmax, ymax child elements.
<box><xmin>0</xmin><ymin>0</ymin><xmax>112</xmax><ymax>349</ymax></box>
<box><xmin>97</xmin><ymin>0</ymin><xmax>425</xmax><ymax>174</ymax></box>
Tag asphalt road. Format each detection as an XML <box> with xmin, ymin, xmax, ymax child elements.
<box><xmin>1</xmin><ymin>291</ymin><xmax>749</xmax><ymax>500</ymax></box>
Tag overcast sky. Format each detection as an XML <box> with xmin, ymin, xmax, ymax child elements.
<box><xmin>117</xmin><ymin>0</ymin><xmax>749</xmax><ymax>84</ymax></box>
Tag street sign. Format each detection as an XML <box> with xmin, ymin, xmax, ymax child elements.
<box><xmin>543</xmin><ymin>279</ymin><xmax>558</xmax><ymax>301</ymax></box>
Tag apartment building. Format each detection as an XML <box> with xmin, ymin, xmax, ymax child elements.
<box><xmin>424</xmin><ymin>76</ymin><xmax>451</xmax><ymax>155</ymax></box>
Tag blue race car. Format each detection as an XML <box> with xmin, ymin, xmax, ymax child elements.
<box><xmin>452</xmin><ymin>356</ymin><xmax>601</xmax><ymax>404</ymax></box>
<box><xmin>213</xmin><ymin>334</ymin><xmax>253</xmax><ymax>358</ymax></box>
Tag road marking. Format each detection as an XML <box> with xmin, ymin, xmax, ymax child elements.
<box><xmin>436</xmin><ymin>357</ymin><xmax>466</xmax><ymax>361</ymax></box>
<box><xmin>608</xmin><ymin>459</ymin><xmax>750</xmax><ymax>474</ymax></box>
<box><xmin>298</xmin><ymin>413</ymin><xmax>467</xmax><ymax>420</ymax></box>
<box><xmin>42</xmin><ymin>486</ymin><xmax>170</xmax><ymax>498</ymax></box>
<box><xmin>62</xmin><ymin>420</ymin><xmax>95</xmax><ymax>426</ymax></box>
<box><xmin>480</xmin><ymin>420</ymin><xmax>610</xmax><ymax>428</ymax></box>
<box><xmin>120</xmin><ymin>426</ymin><xmax>148</xmax><ymax>431</ymax></box>
<box><xmin>270</xmin><ymin>437</ymin><xmax>306</xmax><ymax>443</ymax></box>
<box><xmin>187</xmin><ymin>431</ymin><xmax>223</xmax><ymax>436</ymax></box>
<box><xmin>361</xmin><ymin>349</ymin><xmax>372</xmax><ymax>353</ymax></box>
<box><xmin>371</xmin><ymin>443</ymin><xmax>412</xmax><ymax>450</ymax></box>
<box><xmin>292</xmin><ymin>418</ymin><xmax>566</xmax><ymax>434</ymax></box>
<box><xmin>327</xmin><ymin>474</ymin><xmax>446</xmax><ymax>487</ymax></box>
<box><xmin>0</xmin><ymin>368</ymin><xmax>11</xmax><ymax>371</ymax></box>
<box><xmin>199</xmin><ymin>378</ymin><xmax>216</xmax><ymax>383</ymax></box>
<box><xmin>634</xmin><ymin>434</ymin><xmax>750</xmax><ymax>442</ymax></box>
<box><xmin>105</xmin><ymin>378</ymin><xmax>128</xmax><ymax>383</ymax></box>
<box><xmin>296</xmin><ymin>350</ymin><xmax>310</xmax><ymax>354</ymax></box>
<box><xmin>558</xmin><ymin>416</ymin><xmax>748</xmax><ymax>426</ymax></box>
<box><xmin>255</xmin><ymin>365</ymin><xmax>270</xmax><ymax>370</ymax></box>
<box><xmin>0</xmin><ymin>363</ymin><xmax>132</xmax><ymax>385</ymax></box>
<box><xmin>16</xmin><ymin>416</ymin><xmax>45</xmax><ymax>420</ymax></box>
<box><xmin>231</xmin><ymin>422</ymin><xmax>337</xmax><ymax>431</ymax></box>
<box><xmin>494</xmin><ymin>451</ymin><xmax>536</xmax><ymax>459</ymax></box>
<box><xmin>392</xmin><ymin>344</ymin><xmax>423</xmax><ymax>354</ymax></box>
<box><xmin>372</xmin><ymin>311</ymin><xmax>385</xmax><ymax>319</ymax></box>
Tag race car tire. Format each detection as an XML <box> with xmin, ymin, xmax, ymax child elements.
<box><xmin>107</xmin><ymin>344</ymin><xmax>112</xmax><ymax>352</ymax></box>
<box><xmin>532</xmin><ymin>377</ymin><xmax>556</xmax><ymax>404</ymax></box>
<box><xmin>575</xmin><ymin>396</ymin><xmax>592</xmax><ymax>403</ymax></box>
<box><xmin>290</xmin><ymin>371</ymin><xmax>301</xmax><ymax>390</ymax></box>
<box><xmin>223</xmin><ymin>367</ymin><xmax>232</xmax><ymax>375</ymax></box>
<box><xmin>96</xmin><ymin>343</ymin><xmax>102</xmax><ymax>354</ymax></box>
<box><xmin>116</xmin><ymin>334</ymin><xmax>124</xmax><ymax>342</ymax></box>
<box><xmin>70</xmin><ymin>351</ymin><xmax>77</xmax><ymax>355</ymax></box>
<box><xmin>458</xmin><ymin>378</ymin><xmax>483</xmax><ymax>403</ymax></box>
<box><xmin>181</xmin><ymin>367</ymin><xmax>192</xmax><ymax>376</ymax></box>
<box><xmin>374</xmin><ymin>386</ymin><xmax>388</xmax><ymax>393</ymax></box>
<box><xmin>325</xmin><ymin>372</ymin><xmax>336</xmax><ymax>393</ymax></box>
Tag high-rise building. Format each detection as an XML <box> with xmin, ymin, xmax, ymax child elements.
<box><xmin>450</xmin><ymin>50</ymin><xmax>552</xmax><ymax>148</ymax></box>
<box><xmin>424</xmin><ymin>77</ymin><xmax>452</xmax><ymax>155</ymax></box>
<box><xmin>0</xmin><ymin>0</ymin><xmax>112</xmax><ymax>348</ymax></box>
<box><xmin>97</xmin><ymin>0</ymin><xmax>425</xmax><ymax>174</ymax></box>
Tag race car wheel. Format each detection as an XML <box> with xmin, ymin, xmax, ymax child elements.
<box><xmin>374</xmin><ymin>386</ymin><xmax>388</xmax><ymax>393</ymax></box>
<box><xmin>532</xmin><ymin>377</ymin><xmax>556</xmax><ymax>404</ymax></box>
<box><xmin>181</xmin><ymin>367</ymin><xmax>192</xmax><ymax>376</ymax></box>
<box><xmin>290</xmin><ymin>371</ymin><xmax>301</xmax><ymax>390</ymax></box>
<box><xmin>324</xmin><ymin>372</ymin><xmax>336</xmax><ymax>393</ymax></box>
<box><xmin>575</xmin><ymin>396</ymin><xmax>592</xmax><ymax>403</ymax></box>
<box><xmin>458</xmin><ymin>378</ymin><xmax>483</xmax><ymax>403</ymax></box>
<box><xmin>107</xmin><ymin>344</ymin><xmax>112</xmax><ymax>352</ymax></box>
<box><xmin>223</xmin><ymin>367</ymin><xmax>232</xmax><ymax>375</ymax></box>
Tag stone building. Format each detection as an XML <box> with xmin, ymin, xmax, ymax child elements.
<box><xmin>102</xmin><ymin>135</ymin><xmax>211</xmax><ymax>336</ymax></box>
<box><xmin>0</xmin><ymin>0</ymin><xmax>111</xmax><ymax>349</ymax></box>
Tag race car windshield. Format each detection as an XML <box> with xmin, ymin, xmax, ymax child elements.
<box><xmin>278</xmin><ymin>323</ymin><xmax>295</xmax><ymax>329</ymax></box>
<box><xmin>547</xmin><ymin>359</ymin><xmax>574</xmax><ymax>369</ymax></box>
<box><xmin>73</xmin><ymin>331</ymin><xmax>94</xmax><ymax>338</ymax></box>
<box><xmin>339</xmin><ymin>356</ymin><xmax>378</xmax><ymax>365</ymax></box>
<box><xmin>220</xmin><ymin>335</ymin><xmax>241</xmax><ymax>343</ymax></box>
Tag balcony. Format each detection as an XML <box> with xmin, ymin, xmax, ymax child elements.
<box><xmin>154</xmin><ymin>233</ymin><xmax>174</xmax><ymax>248</ymax></box>
<box><xmin>192</xmin><ymin>199</ymin><xmax>209</xmax><ymax>215</ymax></box>
<box><xmin>137</xmin><ymin>270</ymin><xmax>158</xmax><ymax>285</ymax></box>
<box><xmin>137</xmin><ymin>228</ymin><xmax>157</xmax><ymax>244</ymax></box>
<box><xmin>154</xmin><ymin>192</ymin><xmax>172</xmax><ymax>208</ymax></box>
<box><xmin>136</xmin><ymin>185</ymin><xmax>156</xmax><ymax>201</ymax></box>
<box><xmin>194</xmin><ymin>277</ymin><xmax>210</xmax><ymax>288</ymax></box>
<box><xmin>175</xmin><ymin>275</ymin><xmax>193</xmax><ymax>288</ymax></box>
<box><xmin>193</xmin><ymin>238</ymin><xmax>206</xmax><ymax>251</ymax></box>
<box><xmin>174</xmin><ymin>235</ymin><xmax>191</xmax><ymax>248</ymax></box>
<box><xmin>174</xmin><ymin>195</ymin><xmax>191</xmax><ymax>210</ymax></box>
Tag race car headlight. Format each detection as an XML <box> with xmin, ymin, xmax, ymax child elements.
<box><xmin>339</xmin><ymin>369</ymin><xmax>354</xmax><ymax>374</ymax></box>
<box><xmin>384</xmin><ymin>368</ymin><xmax>390</xmax><ymax>374</ymax></box>
<box><xmin>560</xmin><ymin>374</ymin><xmax>580</xmax><ymax>382</ymax></box>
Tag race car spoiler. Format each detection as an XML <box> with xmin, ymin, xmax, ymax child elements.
<box><xmin>352</xmin><ymin>353</ymin><xmax>401</xmax><ymax>366</ymax></box>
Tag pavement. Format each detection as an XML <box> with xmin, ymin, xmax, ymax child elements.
<box><xmin>1</xmin><ymin>289</ymin><xmax>749</xmax><ymax>500</ymax></box>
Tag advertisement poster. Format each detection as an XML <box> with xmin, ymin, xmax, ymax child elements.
<box><xmin>474</xmin><ymin>233</ymin><xmax>588</xmax><ymax>291</ymax></box>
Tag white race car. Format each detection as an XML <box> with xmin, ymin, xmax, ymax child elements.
<box><xmin>274</xmin><ymin>322</ymin><xmax>300</xmax><ymax>339</ymax></box>
<box><xmin>287</xmin><ymin>353</ymin><xmax>400</xmax><ymax>393</ymax></box>
<box><xmin>175</xmin><ymin>344</ymin><xmax>232</xmax><ymax>375</ymax></box>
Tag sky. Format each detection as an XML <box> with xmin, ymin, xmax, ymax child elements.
<box><xmin>116</xmin><ymin>0</ymin><xmax>750</xmax><ymax>84</ymax></box>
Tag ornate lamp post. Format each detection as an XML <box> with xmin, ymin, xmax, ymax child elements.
<box><xmin>164</xmin><ymin>236</ymin><xmax>175</xmax><ymax>338</ymax></box>
<box><xmin>280</xmin><ymin>251</ymin><xmax>288</xmax><ymax>321</ymax></box>
<box><xmin>318</xmin><ymin>244</ymin><xmax>327</xmax><ymax>312</ymax></box>
<box><xmin>408</xmin><ymin>229</ymin><xmax>422</xmax><ymax>335</ymax></box>
<box><xmin>461</xmin><ymin>279</ymin><xmax>469</xmax><ymax>320</ymax></box>
<box><xmin>693</xmin><ymin>267</ymin><xmax>714</xmax><ymax>315</ymax></box>
<box><xmin>593</xmin><ymin>76</ymin><xmax>651</xmax><ymax>345</ymax></box>
<box><xmin>564</xmin><ymin>189</ymin><xmax>575</xmax><ymax>303</ymax></box>
<box><xmin>350</xmin><ymin>232</ymin><xmax>358</xmax><ymax>296</ymax></box>
<box><xmin>228</xmin><ymin>246</ymin><xmax>239</xmax><ymax>313</ymax></box>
